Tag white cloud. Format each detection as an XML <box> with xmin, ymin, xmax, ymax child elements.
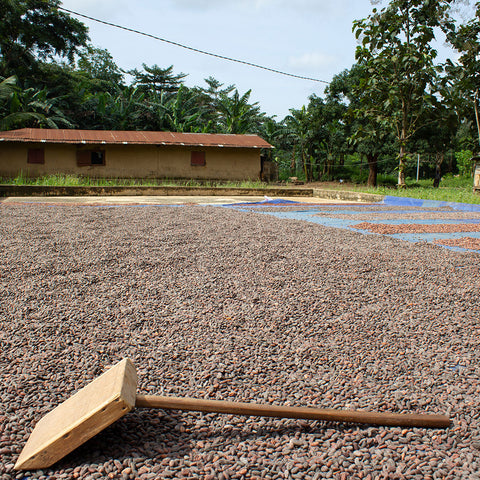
<box><xmin>288</xmin><ymin>52</ymin><xmax>336</xmax><ymax>71</ymax></box>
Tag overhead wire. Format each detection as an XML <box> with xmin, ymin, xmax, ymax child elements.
<box><xmin>59</xmin><ymin>7</ymin><xmax>330</xmax><ymax>84</ymax></box>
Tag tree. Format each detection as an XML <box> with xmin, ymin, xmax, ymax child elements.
<box><xmin>216</xmin><ymin>89</ymin><xmax>264</xmax><ymax>134</ymax></box>
<box><xmin>164</xmin><ymin>85</ymin><xmax>208</xmax><ymax>133</ymax></box>
<box><xmin>414</xmin><ymin>96</ymin><xmax>458</xmax><ymax>186</ymax></box>
<box><xmin>318</xmin><ymin>95</ymin><xmax>350</xmax><ymax>180</ymax></box>
<box><xmin>0</xmin><ymin>0</ymin><xmax>89</xmax><ymax>78</ymax></box>
<box><xmin>353</xmin><ymin>0</ymin><xmax>455</xmax><ymax>186</ymax></box>
<box><xmin>330</xmin><ymin>63</ymin><xmax>395</xmax><ymax>187</ymax></box>
<box><xmin>0</xmin><ymin>75</ymin><xmax>32</xmax><ymax>128</ymax></box>
<box><xmin>201</xmin><ymin>76</ymin><xmax>235</xmax><ymax>102</ymax></box>
<box><xmin>130</xmin><ymin>64</ymin><xmax>187</xmax><ymax>96</ymax></box>
<box><xmin>28</xmin><ymin>61</ymin><xmax>103</xmax><ymax>129</ymax></box>
<box><xmin>76</xmin><ymin>46</ymin><xmax>124</xmax><ymax>87</ymax></box>
<box><xmin>194</xmin><ymin>76</ymin><xmax>235</xmax><ymax>131</ymax></box>
<box><xmin>284</xmin><ymin>105</ymin><xmax>311</xmax><ymax>179</ymax></box>
<box><xmin>101</xmin><ymin>87</ymin><xmax>146</xmax><ymax>130</ymax></box>
<box><xmin>135</xmin><ymin>89</ymin><xmax>171</xmax><ymax>131</ymax></box>
<box><xmin>445</xmin><ymin>2</ymin><xmax>480</xmax><ymax>150</ymax></box>
<box><xmin>0</xmin><ymin>75</ymin><xmax>73</xmax><ymax>130</ymax></box>
<box><xmin>282</xmin><ymin>96</ymin><xmax>346</xmax><ymax>183</ymax></box>
<box><xmin>257</xmin><ymin>117</ymin><xmax>285</xmax><ymax>153</ymax></box>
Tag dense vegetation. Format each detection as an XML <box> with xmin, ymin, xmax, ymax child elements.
<box><xmin>1</xmin><ymin>0</ymin><xmax>479</xmax><ymax>187</ymax></box>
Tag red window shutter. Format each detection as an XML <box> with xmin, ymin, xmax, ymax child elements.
<box><xmin>27</xmin><ymin>148</ymin><xmax>45</xmax><ymax>164</ymax></box>
<box><xmin>77</xmin><ymin>150</ymin><xmax>91</xmax><ymax>166</ymax></box>
<box><xmin>191</xmin><ymin>151</ymin><xmax>206</xmax><ymax>166</ymax></box>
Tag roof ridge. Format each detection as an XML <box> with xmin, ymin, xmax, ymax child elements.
<box><xmin>0</xmin><ymin>128</ymin><xmax>273</xmax><ymax>148</ymax></box>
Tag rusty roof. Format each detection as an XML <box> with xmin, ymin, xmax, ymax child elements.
<box><xmin>0</xmin><ymin>128</ymin><xmax>273</xmax><ymax>149</ymax></box>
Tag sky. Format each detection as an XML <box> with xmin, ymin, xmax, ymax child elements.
<box><xmin>58</xmin><ymin>0</ymin><xmax>465</xmax><ymax>120</ymax></box>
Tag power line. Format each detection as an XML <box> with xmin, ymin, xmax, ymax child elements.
<box><xmin>59</xmin><ymin>7</ymin><xmax>330</xmax><ymax>85</ymax></box>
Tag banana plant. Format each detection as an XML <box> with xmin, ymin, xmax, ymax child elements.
<box><xmin>164</xmin><ymin>85</ymin><xmax>206</xmax><ymax>133</ymax></box>
<box><xmin>0</xmin><ymin>76</ymin><xmax>73</xmax><ymax>130</ymax></box>
<box><xmin>216</xmin><ymin>89</ymin><xmax>264</xmax><ymax>134</ymax></box>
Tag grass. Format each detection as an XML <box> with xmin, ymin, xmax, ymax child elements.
<box><xmin>1</xmin><ymin>173</ymin><xmax>269</xmax><ymax>189</ymax></box>
<box><xmin>3</xmin><ymin>172</ymin><xmax>480</xmax><ymax>205</ymax></box>
<box><xmin>295</xmin><ymin>171</ymin><xmax>480</xmax><ymax>205</ymax></box>
<box><xmin>355</xmin><ymin>175</ymin><xmax>480</xmax><ymax>205</ymax></box>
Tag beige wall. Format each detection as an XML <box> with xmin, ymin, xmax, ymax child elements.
<box><xmin>0</xmin><ymin>143</ymin><xmax>262</xmax><ymax>180</ymax></box>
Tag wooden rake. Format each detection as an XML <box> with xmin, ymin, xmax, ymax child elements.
<box><xmin>15</xmin><ymin>358</ymin><xmax>450</xmax><ymax>470</ymax></box>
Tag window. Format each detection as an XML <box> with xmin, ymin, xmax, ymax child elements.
<box><xmin>27</xmin><ymin>148</ymin><xmax>45</xmax><ymax>164</ymax></box>
<box><xmin>191</xmin><ymin>151</ymin><xmax>206</xmax><ymax>166</ymax></box>
<box><xmin>91</xmin><ymin>151</ymin><xmax>104</xmax><ymax>165</ymax></box>
<box><xmin>77</xmin><ymin>150</ymin><xmax>105</xmax><ymax>166</ymax></box>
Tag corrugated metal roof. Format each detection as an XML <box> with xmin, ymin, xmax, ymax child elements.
<box><xmin>0</xmin><ymin>128</ymin><xmax>273</xmax><ymax>149</ymax></box>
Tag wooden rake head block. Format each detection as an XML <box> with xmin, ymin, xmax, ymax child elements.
<box><xmin>15</xmin><ymin>359</ymin><xmax>138</xmax><ymax>470</ymax></box>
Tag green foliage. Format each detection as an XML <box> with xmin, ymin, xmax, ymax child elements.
<box><xmin>2</xmin><ymin>0</ymin><xmax>480</xmax><ymax>192</ymax></box>
<box><xmin>361</xmin><ymin>180</ymin><xmax>480</xmax><ymax>204</ymax></box>
<box><xmin>444</xmin><ymin>3</ymin><xmax>480</xmax><ymax>114</ymax></box>
<box><xmin>76</xmin><ymin>46</ymin><xmax>124</xmax><ymax>86</ymax></box>
<box><xmin>455</xmin><ymin>149</ymin><xmax>475</xmax><ymax>176</ymax></box>
<box><xmin>438</xmin><ymin>173</ymin><xmax>474</xmax><ymax>188</ymax></box>
<box><xmin>129</xmin><ymin>64</ymin><xmax>187</xmax><ymax>95</ymax></box>
<box><xmin>0</xmin><ymin>75</ymin><xmax>73</xmax><ymax>130</ymax></box>
<box><xmin>164</xmin><ymin>85</ymin><xmax>207</xmax><ymax>133</ymax></box>
<box><xmin>0</xmin><ymin>0</ymin><xmax>89</xmax><ymax>78</ymax></box>
<box><xmin>352</xmin><ymin>0</ymin><xmax>456</xmax><ymax>186</ymax></box>
<box><xmin>216</xmin><ymin>89</ymin><xmax>265</xmax><ymax>134</ymax></box>
<box><xmin>377</xmin><ymin>174</ymin><xmax>399</xmax><ymax>187</ymax></box>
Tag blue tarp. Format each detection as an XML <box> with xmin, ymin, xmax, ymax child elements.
<box><xmin>383</xmin><ymin>195</ymin><xmax>480</xmax><ymax>212</ymax></box>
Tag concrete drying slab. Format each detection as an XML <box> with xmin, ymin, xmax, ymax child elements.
<box><xmin>0</xmin><ymin>195</ymin><xmax>355</xmax><ymax>206</ymax></box>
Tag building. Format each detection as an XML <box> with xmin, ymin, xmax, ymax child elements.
<box><xmin>0</xmin><ymin>129</ymin><xmax>274</xmax><ymax>181</ymax></box>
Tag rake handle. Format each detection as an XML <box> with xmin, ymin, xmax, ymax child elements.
<box><xmin>135</xmin><ymin>395</ymin><xmax>450</xmax><ymax>428</ymax></box>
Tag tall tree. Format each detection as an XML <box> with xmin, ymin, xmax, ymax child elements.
<box><xmin>445</xmin><ymin>1</ymin><xmax>480</xmax><ymax>150</ymax></box>
<box><xmin>202</xmin><ymin>76</ymin><xmax>235</xmax><ymax>102</ymax></box>
<box><xmin>130</xmin><ymin>64</ymin><xmax>187</xmax><ymax>96</ymax></box>
<box><xmin>353</xmin><ymin>0</ymin><xmax>455</xmax><ymax>186</ymax></box>
<box><xmin>76</xmin><ymin>46</ymin><xmax>124</xmax><ymax>87</ymax></box>
<box><xmin>284</xmin><ymin>105</ymin><xmax>311</xmax><ymax>179</ymax></box>
<box><xmin>194</xmin><ymin>76</ymin><xmax>235</xmax><ymax>131</ymax></box>
<box><xmin>330</xmin><ymin>63</ymin><xmax>395</xmax><ymax>186</ymax></box>
<box><xmin>0</xmin><ymin>0</ymin><xmax>89</xmax><ymax>78</ymax></box>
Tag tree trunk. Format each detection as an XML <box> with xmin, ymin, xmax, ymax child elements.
<box><xmin>398</xmin><ymin>142</ymin><xmax>407</xmax><ymax>188</ymax></box>
<box><xmin>433</xmin><ymin>152</ymin><xmax>444</xmax><ymax>188</ymax></box>
<box><xmin>447</xmin><ymin>151</ymin><xmax>454</xmax><ymax>173</ymax></box>
<box><xmin>398</xmin><ymin>110</ymin><xmax>408</xmax><ymax>187</ymax></box>
<box><xmin>474</xmin><ymin>89</ymin><xmax>480</xmax><ymax>146</ymax></box>
<box><xmin>306</xmin><ymin>155</ymin><xmax>313</xmax><ymax>182</ymax></box>
<box><xmin>367</xmin><ymin>153</ymin><xmax>378</xmax><ymax>187</ymax></box>
<box><xmin>326</xmin><ymin>155</ymin><xmax>331</xmax><ymax>179</ymax></box>
<box><xmin>315</xmin><ymin>156</ymin><xmax>321</xmax><ymax>181</ymax></box>
<box><xmin>302</xmin><ymin>149</ymin><xmax>307</xmax><ymax>181</ymax></box>
<box><xmin>291</xmin><ymin>145</ymin><xmax>296</xmax><ymax>176</ymax></box>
